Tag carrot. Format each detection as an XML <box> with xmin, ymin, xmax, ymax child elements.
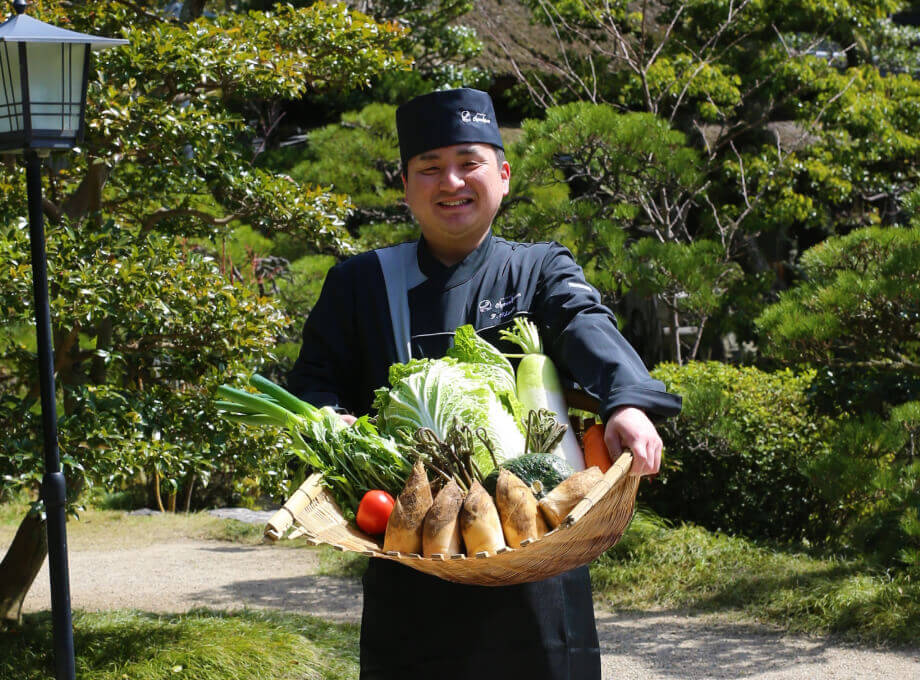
<box><xmin>582</xmin><ymin>423</ymin><xmax>612</xmax><ymax>473</ymax></box>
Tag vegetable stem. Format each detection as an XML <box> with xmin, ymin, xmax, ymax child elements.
<box><xmin>249</xmin><ymin>373</ymin><xmax>316</xmax><ymax>417</ymax></box>
<box><xmin>475</xmin><ymin>427</ymin><xmax>500</xmax><ymax>470</ymax></box>
<box><xmin>216</xmin><ymin>385</ymin><xmax>298</xmax><ymax>425</ymax></box>
<box><xmin>499</xmin><ymin>317</ymin><xmax>543</xmax><ymax>355</ymax></box>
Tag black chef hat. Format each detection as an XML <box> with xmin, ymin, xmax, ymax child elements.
<box><xmin>396</xmin><ymin>88</ymin><xmax>503</xmax><ymax>169</ymax></box>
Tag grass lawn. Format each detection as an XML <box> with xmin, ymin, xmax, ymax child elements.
<box><xmin>0</xmin><ymin>609</ymin><xmax>359</xmax><ymax>680</ymax></box>
<box><xmin>1</xmin><ymin>499</ymin><xmax>361</xmax><ymax>679</ymax></box>
<box><xmin>590</xmin><ymin>510</ymin><xmax>920</xmax><ymax>647</ymax></box>
<box><xmin>0</xmin><ymin>498</ymin><xmax>272</xmax><ymax>550</ymax></box>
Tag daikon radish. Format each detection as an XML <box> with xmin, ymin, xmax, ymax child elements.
<box><xmin>459</xmin><ymin>481</ymin><xmax>506</xmax><ymax>554</ymax></box>
<box><xmin>500</xmin><ymin>318</ymin><xmax>585</xmax><ymax>471</ymax></box>
<box><xmin>495</xmin><ymin>468</ymin><xmax>547</xmax><ymax>547</ymax></box>
<box><xmin>422</xmin><ymin>479</ymin><xmax>464</xmax><ymax>556</ymax></box>
<box><xmin>383</xmin><ymin>460</ymin><xmax>433</xmax><ymax>554</ymax></box>
<box><xmin>538</xmin><ymin>466</ymin><xmax>604</xmax><ymax>528</ymax></box>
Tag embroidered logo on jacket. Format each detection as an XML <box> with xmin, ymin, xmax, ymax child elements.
<box><xmin>478</xmin><ymin>293</ymin><xmax>521</xmax><ymax>320</ymax></box>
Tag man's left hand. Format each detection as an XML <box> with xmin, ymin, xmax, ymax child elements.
<box><xmin>604</xmin><ymin>406</ymin><xmax>663</xmax><ymax>477</ymax></box>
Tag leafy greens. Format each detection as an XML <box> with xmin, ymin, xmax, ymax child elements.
<box><xmin>373</xmin><ymin>326</ymin><xmax>527</xmax><ymax>474</ymax></box>
<box><xmin>216</xmin><ymin>375</ymin><xmax>413</xmax><ymax>516</ymax></box>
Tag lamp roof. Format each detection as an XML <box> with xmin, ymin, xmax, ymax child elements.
<box><xmin>0</xmin><ymin>13</ymin><xmax>128</xmax><ymax>50</ymax></box>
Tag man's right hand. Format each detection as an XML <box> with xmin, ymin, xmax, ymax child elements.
<box><xmin>604</xmin><ymin>406</ymin><xmax>662</xmax><ymax>477</ymax></box>
<box><xmin>340</xmin><ymin>413</ymin><xmax>357</xmax><ymax>426</ymax></box>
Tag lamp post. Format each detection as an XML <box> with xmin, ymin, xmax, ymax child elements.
<box><xmin>0</xmin><ymin>3</ymin><xmax>126</xmax><ymax>679</ymax></box>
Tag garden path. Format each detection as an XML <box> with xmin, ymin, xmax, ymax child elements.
<box><xmin>20</xmin><ymin>515</ymin><xmax>920</xmax><ymax>680</ymax></box>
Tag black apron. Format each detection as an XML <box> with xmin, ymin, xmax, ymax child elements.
<box><xmin>359</xmin><ymin>560</ymin><xmax>601</xmax><ymax>679</ymax></box>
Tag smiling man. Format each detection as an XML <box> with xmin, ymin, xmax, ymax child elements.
<box><xmin>287</xmin><ymin>88</ymin><xmax>682</xmax><ymax>680</ymax></box>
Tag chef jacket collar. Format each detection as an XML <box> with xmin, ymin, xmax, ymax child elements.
<box><xmin>417</xmin><ymin>231</ymin><xmax>495</xmax><ymax>289</ymax></box>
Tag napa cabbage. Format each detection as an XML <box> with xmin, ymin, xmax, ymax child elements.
<box><xmin>373</xmin><ymin>353</ymin><xmax>525</xmax><ymax>475</ymax></box>
<box><xmin>447</xmin><ymin>324</ymin><xmax>525</xmax><ymax>424</ymax></box>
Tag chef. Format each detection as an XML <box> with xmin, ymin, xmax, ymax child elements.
<box><xmin>288</xmin><ymin>87</ymin><xmax>682</xmax><ymax>680</ymax></box>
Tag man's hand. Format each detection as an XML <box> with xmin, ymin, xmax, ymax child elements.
<box><xmin>340</xmin><ymin>413</ymin><xmax>357</xmax><ymax>426</ymax></box>
<box><xmin>604</xmin><ymin>406</ymin><xmax>662</xmax><ymax>477</ymax></box>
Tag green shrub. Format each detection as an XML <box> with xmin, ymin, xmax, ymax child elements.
<box><xmin>754</xmin><ymin>226</ymin><xmax>920</xmax><ymax>571</ymax></box>
<box><xmin>592</xmin><ymin>507</ymin><xmax>920</xmax><ymax>645</ymax></box>
<box><xmin>812</xmin><ymin>402</ymin><xmax>920</xmax><ymax>570</ymax></box>
<box><xmin>647</xmin><ymin>361</ymin><xmax>832</xmax><ymax>542</ymax></box>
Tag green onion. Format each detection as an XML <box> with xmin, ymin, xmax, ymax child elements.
<box><xmin>215</xmin><ymin>377</ymin><xmax>414</xmax><ymax>516</ymax></box>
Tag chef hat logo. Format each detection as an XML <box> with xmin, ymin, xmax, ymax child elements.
<box><xmin>459</xmin><ymin>110</ymin><xmax>491</xmax><ymax>125</ymax></box>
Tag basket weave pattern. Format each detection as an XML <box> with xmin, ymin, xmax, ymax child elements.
<box><xmin>266</xmin><ymin>452</ymin><xmax>638</xmax><ymax>586</ymax></box>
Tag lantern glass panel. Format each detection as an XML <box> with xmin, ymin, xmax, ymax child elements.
<box><xmin>0</xmin><ymin>42</ymin><xmax>24</xmax><ymax>134</ymax></box>
<box><xmin>26</xmin><ymin>42</ymin><xmax>85</xmax><ymax>133</ymax></box>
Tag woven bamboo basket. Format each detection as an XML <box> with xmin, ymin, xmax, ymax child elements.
<box><xmin>264</xmin><ymin>450</ymin><xmax>639</xmax><ymax>587</ymax></box>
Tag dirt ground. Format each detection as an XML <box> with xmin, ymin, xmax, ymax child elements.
<box><xmin>21</xmin><ymin>529</ymin><xmax>920</xmax><ymax>680</ymax></box>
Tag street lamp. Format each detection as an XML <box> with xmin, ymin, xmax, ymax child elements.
<box><xmin>0</xmin><ymin>2</ymin><xmax>126</xmax><ymax>679</ymax></box>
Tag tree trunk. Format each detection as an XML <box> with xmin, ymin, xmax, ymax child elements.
<box><xmin>90</xmin><ymin>318</ymin><xmax>113</xmax><ymax>385</ymax></box>
<box><xmin>0</xmin><ymin>511</ymin><xmax>48</xmax><ymax>624</ymax></box>
<box><xmin>183</xmin><ymin>474</ymin><xmax>196</xmax><ymax>513</ymax></box>
<box><xmin>179</xmin><ymin>0</ymin><xmax>207</xmax><ymax>23</ymax></box>
<box><xmin>26</xmin><ymin>325</ymin><xmax>79</xmax><ymax>402</ymax></box>
<box><xmin>672</xmin><ymin>308</ymin><xmax>683</xmax><ymax>365</ymax></box>
<box><xmin>153</xmin><ymin>468</ymin><xmax>165</xmax><ymax>513</ymax></box>
<box><xmin>61</xmin><ymin>159</ymin><xmax>109</xmax><ymax>220</ymax></box>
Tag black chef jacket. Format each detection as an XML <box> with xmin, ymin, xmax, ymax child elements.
<box><xmin>287</xmin><ymin>231</ymin><xmax>682</xmax><ymax>680</ymax></box>
<box><xmin>288</xmin><ymin>231</ymin><xmax>681</xmax><ymax>423</ymax></box>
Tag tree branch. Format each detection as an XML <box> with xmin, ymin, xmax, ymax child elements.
<box><xmin>179</xmin><ymin>0</ymin><xmax>207</xmax><ymax>24</ymax></box>
<box><xmin>826</xmin><ymin>358</ymin><xmax>920</xmax><ymax>376</ymax></box>
<box><xmin>140</xmin><ymin>208</ymin><xmax>241</xmax><ymax>234</ymax></box>
<box><xmin>61</xmin><ymin>160</ymin><xmax>110</xmax><ymax>220</ymax></box>
<box><xmin>42</xmin><ymin>197</ymin><xmax>62</xmax><ymax>224</ymax></box>
<box><xmin>115</xmin><ymin>0</ymin><xmax>172</xmax><ymax>23</ymax></box>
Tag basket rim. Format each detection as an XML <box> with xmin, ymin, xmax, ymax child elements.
<box><xmin>264</xmin><ymin>452</ymin><xmax>638</xmax><ymax>585</ymax></box>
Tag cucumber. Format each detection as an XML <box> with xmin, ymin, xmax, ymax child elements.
<box><xmin>482</xmin><ymin>453</ymin><xmax>574</xmax><ymax>499</ymax></box>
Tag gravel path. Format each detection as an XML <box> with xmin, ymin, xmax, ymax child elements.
<box><xmin>23</xmin><ymin>539</ymin><xmax>363</xmax><ymax>622</ymax></box>
<box><xmin>21</xmin><ymin>528</ymin><xmax>920</xmax><ymax>679</ymax></box>
<box><xmin>592</xmin><ymin>611</ymin><xmax>920</xmax><ymax>679</ymax></box>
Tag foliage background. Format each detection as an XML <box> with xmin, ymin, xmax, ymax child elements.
<box><xmin>1</xmin><ymin>0</ymin><xmax>919</xmax><ymax>604</ymax></box>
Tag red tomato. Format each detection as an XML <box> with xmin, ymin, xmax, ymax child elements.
<box><xmin>356</xmin><ymin>490</ymin><xmax>395</xmax><ymax>535</ymax></box>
